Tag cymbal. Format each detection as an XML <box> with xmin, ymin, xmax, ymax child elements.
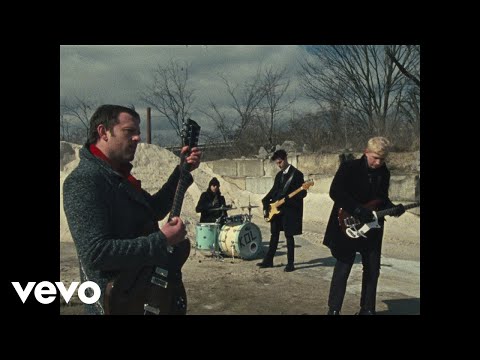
<box><xmin>208</xmin><ymin>206</ymin><xmax>236</xmax><ymax>212</ymax></box>
<box><xmin>241</xmin><ymin>205</ymin><xmax>259</xmax><ymax>209</ymax></box>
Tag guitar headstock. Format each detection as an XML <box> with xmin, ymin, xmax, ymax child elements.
<box><xmin>181</xmin><ymin>118</ymin><xmax>201</xmax><ymax>149</ymax></box>
<box><xmin>302</xmin><ymin>180</ymin><xmax>314</xmax><ymax>190</ymax></box>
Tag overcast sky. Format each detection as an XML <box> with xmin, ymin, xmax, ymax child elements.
<box><xmin>60</xmin><ymin>45</ymin><xmax>318</xmax><ymax>144</ymax></box>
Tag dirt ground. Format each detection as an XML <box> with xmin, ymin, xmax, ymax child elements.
<box><xmin>60</xmin><ymin>216</ymin><xmax>420</xmax><ymax>316</ymax></box>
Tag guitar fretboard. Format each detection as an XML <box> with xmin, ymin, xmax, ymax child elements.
<box><xmin>376</xmin><ymin>202</ymin><xmax>420</xmax><ymax>219</ymax></box>
<box><xmin>168</xmin><ymin>118</ymin><xmax>200</xmax><ymax>221</ymax></box>
<box><xmin>169</xmin><ymin>166</ymin><xmax>191</xmax><ymax>220</ymax></box>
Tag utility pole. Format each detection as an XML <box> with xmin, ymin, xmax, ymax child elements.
<box><xmin>146</xmin><ymin>107</ymin><xmax>151</xmax><ymax>144</ymax></box>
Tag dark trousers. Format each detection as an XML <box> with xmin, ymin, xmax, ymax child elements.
<box><xmin>328</xmin><ymin>246</ymin><xmax>381</xmax><ymax>312</ymax></box>
<box><xmin>264</xmin><ymin>216</ymin><xmax>295</xmax><ymax>265</ymax></box>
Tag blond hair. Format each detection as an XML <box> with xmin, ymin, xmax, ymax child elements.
<box><xmin>366</xmin><ymin>137</ymin><xmax>391</xmax><ymax>157</ymax></box>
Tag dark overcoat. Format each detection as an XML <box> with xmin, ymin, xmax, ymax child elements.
<box><xmin>195</xmin><ymin>191</ymin><xmax>227</xmax><ymax>223</ymax></box>
<box><xmin>323</xmin><ymin>155</ymin><xmax>393</xmax><ymax>256</ymax></box>
<box><xmin>262</xmin><ymin>165</ymin><xmax>306</xmax><ymax>236</ymax></box>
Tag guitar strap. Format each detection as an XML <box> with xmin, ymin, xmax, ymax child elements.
<box><xmin>281</xmin><ymin>169</ymin><xmax>296</xmax><ymax>197</ymax></box>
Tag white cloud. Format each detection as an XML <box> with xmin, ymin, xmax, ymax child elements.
<box><xmin>60</xmin><ymin>45</ymin><xmax>318</xmax><ymax>144</ymax></box>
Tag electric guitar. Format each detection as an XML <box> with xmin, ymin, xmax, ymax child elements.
<box><xmin>104</xmin><ymin>119</ymin><xmax>201</xmax><ymax>315</ymax></box>
<box><xmin>265</xmin><ymin>180</ymin><xmax>314</xmax><ymax>222</ymax></box>
<box><xmin>338</xmin><ymin>199</ymin><xmax>420</xmax><ymax>238</ymax></box>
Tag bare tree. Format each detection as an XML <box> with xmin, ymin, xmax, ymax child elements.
<box><xmin>60</xmin><ymin>112</ymin><xmax>86</xmax><ymax>144</ymax></box>
<box><xmin>313</xmin><ymin>89</ymin><xmax>349</xmax><ymax>148</ymax></box>
<box><xmin>300</xmin><ymin>45</ymin><xmax>418</xmax><ymax>138</ymax></box>
<box><xmin>200</xmin><ymin>65</ymin><xmax>294</xmax><ymax>152</ymax></box>
<box><xmin>198</xmin><ymin>102</ymin><xmax>233</xmax><ymax>143</ymax></box>
<box><xmin>61</xmin><ymin>96</ymin><xmax>97</xmax><ymax>140</ymax></box>
<box><xmin>397</xmin><ymin>86</ymin><xmax>420</xmax><ymax>139</ymax></box>
<box><xmin>386</xmin><ymin>45</ymin><xmax>420</xmax><ymax>140</ymax></box>
<box><xmin>140</xmin><ymin>59</ymin><xmax>195</xmax><ymax>145</ymax></box>
<box><xmin>385</xmin><ymin>45</ymin><xmax>420</xmax><ymax>87</ymax></box>
<box><xmin>198</xmin><ymin>69</ymin><xmax>266</xmax><ymax>156</ymax></box>
<box><xmin>260</xmin><ymin>66</ymin><xmax>295</xmax><ymax>149</ymax></box>
<box><xmin>60</xmin><ymin>113</ymin><xmax>68</xmax><ymax>141</ymax></box>
<box><xmin>219</xmin><ymin>69</ymin><xmax>266</xmax><ymax>139</ymax></box>
<box><xmin>60</xmin><ymin>96</ymin><xmax>98</xmax><ymax>144</ymax></box>
<box><xmin>287</xmin><ymin>110</ymin><xmax>338</xmax><ymax>152</ymax></box>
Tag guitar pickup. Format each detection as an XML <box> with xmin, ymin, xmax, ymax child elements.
<box><xmin>155</xmin><ymin>267</ymin><xmax>169</xmax><ymax>278</ymax></box>
<box><xmin>144</xmin><ymin>304</ymin><xmax>160</xmax><ymax>315</ymax></box>
<box><xmin>151</xmin><ymin>276</ymin><xmax>168</xmax><ymax>288</ymax></box>
<box><xmin>151</xmin><ymin>267</ymin><xmax>169</xmax><ymax>288</ymax></box>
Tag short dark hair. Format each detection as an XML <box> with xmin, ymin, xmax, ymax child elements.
<box><xmin>271</xmin><ymin>149</ymin><xmax>287</xmax><ymax>161</ymax></box>
<box><xmin>209</xmin><ymin>177</ymin><xmax>220</xmax><ymax>187</ymax></box>
<box><xmin>88</xmin><ymin>105</ymin><xmax>140</xmax><ymax>145</ymax></box>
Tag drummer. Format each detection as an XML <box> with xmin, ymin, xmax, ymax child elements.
<box><xmin>195</xmin><ymin>177</ymin><xmax>229</xmax><ymax>223</ymax></box>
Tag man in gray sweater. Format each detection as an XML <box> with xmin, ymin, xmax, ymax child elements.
<box><xmin>63</xmin><ymin>105</ymin><xmax>201</xmax><ymax>315</ymax></box>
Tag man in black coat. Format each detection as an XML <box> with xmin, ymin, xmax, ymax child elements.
<box><xmin>323</xmin><ymin>137</ymin><xmax>406</xmax><ymax>315</ymax></box>
<box><xmin>195</xmin><ymin>177</ymin><xmax>228</xmax><ymax>223</ymax></box>
<box><xmin>258</xmin><ymin>149</ymin><xmax>306</xmax><ymax>272</ymax></box>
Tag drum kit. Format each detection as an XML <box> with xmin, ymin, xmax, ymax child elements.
<box><xmin>194</xmin><ymin>200</ymin><xmax>262</xmax><ymax>260</ymax></box>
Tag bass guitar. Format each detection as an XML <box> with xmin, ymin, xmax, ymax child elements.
<box><xmin>338</xmin><ymin>199</ymin><xmax>420</xmax><ymax>238</ymax></box>
<box><xmin>265</xmin><ymin>180</ymin><xmax>314</xmax><ymax>222</ymax></box>
<box><xmin>104</xmin><ymin>119</ymin><xmax>201</xmax><ymax>315</ymax></box>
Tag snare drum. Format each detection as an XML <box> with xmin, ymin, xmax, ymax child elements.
<box><xmin>195</xmin><ymin>223</ymin><xmax>220</xmax><ymax>251</ymax></box>
<box><xmin>218</xmin><ymin>222</ymin><xmax>262</xmax><ymax>259</ymax></box>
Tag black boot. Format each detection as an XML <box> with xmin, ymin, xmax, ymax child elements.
<box><xmin>284</xmin><ymin>264</ymin><xmax>295</xmax><ymax>272</ymax></box>
<box><xmin>257</xmin><ymin>259</ymin><xmax>273</xmax><ymax>268</ymax></box>
<box><xmin>356</xmin><ymin>308</ymin><xmax>376</xmax><ymax>315</ymax></box>
<box><xmin>327</xmin><ymin>308</ymin><xmax>341</xmax><ymax>315</ymax></box>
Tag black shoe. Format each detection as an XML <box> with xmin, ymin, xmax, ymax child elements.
<box><xmin>284</xmin><ymin>264</ymin><xmax>295</xmax><ymax>272</ymax></box>
<box><xmin>356</xmin><ymin>308</ymin><xmax>376</xmax><ymax>315</ymax></box>
<box><xmin>327</xmin><ymin>308</ymin><xmax>340</xmax><ymax>315</ymax></box>
<box><xmin>257</xmin><ymin>260</ymin><xmax>273</xmax><ymax>268</ymax></box>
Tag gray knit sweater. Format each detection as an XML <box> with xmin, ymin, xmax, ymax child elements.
<box><xmin>62</xmin><ymin>145</ymin><xmax>192</xmax><ymax>314</ymax></box>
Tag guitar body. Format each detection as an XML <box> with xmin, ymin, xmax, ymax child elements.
<box><xmin>265</xmin><ymin>201</ymin><xmax>281</xmax><ymax>222</ymax></box>
<box><xmin>338</xmin><ymin>199</ymin><xmax>420</xmax><ymax>238</ymax></box>
<box><xmin>338</xmin><ymin>199</ymin><xmax>383</xmax><ymax>236</ymax></box>
<box><xmin>105</xmin><ymin>240</ymin><xmax>190</xmax><ymax>315</ymax></box>
<box><xmin>266</xmin><ymin>180</ymin><xmax>314</xmax><ymax>222</ymax></box>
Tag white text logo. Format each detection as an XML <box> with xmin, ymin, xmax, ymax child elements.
<box><xmin>12</xmin><ymin>281</ymin><xmax>101</xmax><ymax>304</ymax></box>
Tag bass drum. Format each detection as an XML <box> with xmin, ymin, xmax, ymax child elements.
<box><xmin>218</xmin><ymin>222</ymin><xmax>262</xmax><ymax>259</ymax></box>
<box><xmin>195</xmin><ymin>223</ymin><xmax>220</xmax><ymax>251</ymax></box>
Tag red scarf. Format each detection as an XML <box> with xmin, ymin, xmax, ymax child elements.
<box><xmin>89</xmin><ymin>144</ymin><xmax>142</xmax><ymax>192</ymax></box>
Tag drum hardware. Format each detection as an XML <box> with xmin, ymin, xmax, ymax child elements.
<box><xmin>240</xmin><ymin>196</ymin><xmax>259</xmax><ymax>221</ymax></box>
<box><xmin>215</xmin><ymin>215</ymin><xmax>228</xmax><ymax>225</ymax></box>
<box><xmin>210</xmin><ymin>245</ymin><xmax>224</xmax><ymax>261</ymax></box>
<box><xmin>224</xmin><ymin>214</ymin><xmax>246</xmax><ymax>225</ymax></box>
<box><xmin>208</xmin><ymin>205</ymin><xmax>237</xmax><ymax>212</ymax></box>
<box><xmin>209</xmin><ymin>232</ymin><xmax>223</xmax><ymax>261</ymax></box>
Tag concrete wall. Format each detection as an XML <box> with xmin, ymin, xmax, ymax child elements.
<box><xmin>204</xmin><ymin>152</ymin><xmax>420</xmax><ymax>201</ymax></box>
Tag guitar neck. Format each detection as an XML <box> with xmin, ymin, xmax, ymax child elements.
<box><xmin>168</xmin><ymin>118</ymin><xmax>200</xmax><ymax>221</ymax></box>
<box><xmin>168</xmin><ymin>161</ymin><xmax>193</xmax><ymax>221</ymax></box>
<box><xmin>376</xmin><ymin>202</ymin><xmax>420</xmax><ymax>219</ymax></box>
<box><xmin>278</xmin><ymin>186</ymin><xmax>302</xmax><ymax>205</ymax></box>
<box><xmin>168</xmin><ymin>169</ymin><xmax>188</xmax><ymax>221</ymax></box>
<box><xmin>288</xmin><ymin>187</ymin><xmax>304</xmax><ymax>199</ymax></box>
